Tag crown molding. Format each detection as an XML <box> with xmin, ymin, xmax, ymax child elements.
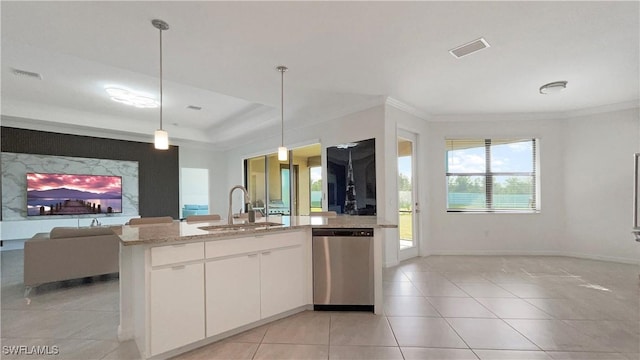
<box><xmin>1</xmin><ymin>115</ymin><xmax>153</xmax><ymax>143</ymax></box>
<box><xmin>0</xmin><ymin>115</ymin><xmax>223</xmax><ymax>152</ymax></box>
<box><xmin>211</xmin><ymin>95</ymin><xmax>388</xmax><ymax>151</ymax></box>
<box><xmin>384</xmin><ymin>97</ymin><xmax>431</xmax><ymax>121</ymax></box>
<box><xmin>430</xmin><ymin>100</ymin><xmax>640</xmax><ymax>123</ymax></box>
<box><xmin>561</xmin><ymin>100</ymin><xmax>639</xmax><ymax>119</ymax></box>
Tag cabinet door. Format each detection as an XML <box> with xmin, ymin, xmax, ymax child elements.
<box><xmin>206</xmin><ymin>253</ymin><xmax>260</xmax><ymax>337</ymax></box>
<box><xmin>260</xmin><ymin>245</ymin><xmax>305</xmax><ymax>318</ymax></box>
<box><xmin>150</xmin><ymin>263</ymin><xmax>204</xmax><ymax>356</ymax></box>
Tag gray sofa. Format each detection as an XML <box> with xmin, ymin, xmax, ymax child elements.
<box><xmin>24</xmin><ymin>226</ymin><xmax>120</xmax><ymax>288</ymax></box>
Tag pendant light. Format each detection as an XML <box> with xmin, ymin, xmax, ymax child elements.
<box><xmin>152</xmin><ymin>19</ymin><xmax>169</xmax><ymax>150</ymax></box>
<box><xmin>276</xmin><ymin>66</ymin><xmax>288</xmax><ymax>161</ymax></box>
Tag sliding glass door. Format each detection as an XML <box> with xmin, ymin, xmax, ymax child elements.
<box><xmin>245</xmin><ymin>156</ymin><xmax>266</xmax><ymax>215</ymax></box>
<box><xmin>309</xmin><ymin>166</ymin><xmax>322</xmax><ymax>212</ymax></box>
<box><xmin>245</xmin><ymin>144</ymin><xmax>321</xmax><ymax>216</ymax></box>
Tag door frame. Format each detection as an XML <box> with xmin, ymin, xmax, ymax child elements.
<box><xmin>398</xmin><ymin>129</ymin><xmax>419</xmax><ymax>261</ymax></box>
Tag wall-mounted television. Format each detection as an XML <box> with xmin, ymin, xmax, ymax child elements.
<box><xmin>27</xmin><ymin>173</ymin><xmax>122</xmax><ymax>216</ymax></box>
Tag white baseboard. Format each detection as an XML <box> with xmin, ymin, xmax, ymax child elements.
<box><xmin>560</xmin><ymin>251</ymin><xmax>640</xmax><ymax>265</ymax></box>
<box><xmin>425</xmin><ymin>249</ymin><xmax>639</xmax><ymax>265</ymax></box>
<box><xmin>428</xmin><ymin>249</ymin><xmax>563</xmax><ymax>257</ymax></box>
<box><xmin>117</xmin><ymin>324</ymin><xmax>134</xmax><ymax>342</ymax></box>
<box><xmin>383</xmin><ymin>260</ymin><xmax>400</xmax><ymax>268</ymax></box>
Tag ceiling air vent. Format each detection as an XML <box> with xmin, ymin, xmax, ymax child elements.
<box><xmin>11</xmin><ymin>68</ymin><xmax>43</xmax><ymax>80</ymax></box>
<box><xmin>449</xmin><ymin>38</ymin><xmax>490</xmax><ymax>59</ymax></box>
<box><xmin>186</xmin><ymin>105</ymin><xmax>202</xmax><ymax>111</ymax></box>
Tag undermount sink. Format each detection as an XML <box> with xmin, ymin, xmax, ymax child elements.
<box><xmin>199</xmin><ymin>222</ymin><xmax>284</xmax><ymax>232</ymax></box>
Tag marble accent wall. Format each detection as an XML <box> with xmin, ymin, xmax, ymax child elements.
<box><xmin>1</xmin><ymin>152</ymin><xmax>138</xmax><ymax>220</ymax></box>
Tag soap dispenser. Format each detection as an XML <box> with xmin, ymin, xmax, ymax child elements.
<box><xmin>247</xmin><ymin>204</ymin><xmax>256</xmax><ymax>223</ymax></box>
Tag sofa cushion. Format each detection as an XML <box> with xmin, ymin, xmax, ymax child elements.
<box><xmin>31</xmin><ymin>232</ymin><xmax>50</xmax><ymax>239</ymax></box>
<box><xmin>50</xmin><ymin>226</ymin><xmax>115</xmax><ymax>239</ymax></box>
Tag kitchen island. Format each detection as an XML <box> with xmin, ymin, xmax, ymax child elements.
<box><xmin>115</xmin><ymin>215</ymin><xmax>395</xmax><ymax>359</ymax></box>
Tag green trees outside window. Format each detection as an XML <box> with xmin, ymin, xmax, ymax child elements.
<box><xmin>446</xmin><ymin>139</ymin><xmax>538</xmax><ymax>212</ymax></box>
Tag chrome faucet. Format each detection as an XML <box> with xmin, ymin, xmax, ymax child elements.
<box><xmin>228</xmin><ymin>185</ymin><xmax>251</xmax><ymax>224</ymax></box>
<box><xmin>90</xmin><ymin>218</ymin><xmax>101</xmax><ymax>227</ymax></box>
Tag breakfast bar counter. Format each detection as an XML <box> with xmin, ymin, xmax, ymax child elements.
<box><xmin>115</xmin><ymin>215</ymin><xmax>395</xmax><ymax>246</ymax></box>
<box><xmin>116</xmin><ymin>215</ymin><xmax>395</xmax><ymax>359</ymax></box>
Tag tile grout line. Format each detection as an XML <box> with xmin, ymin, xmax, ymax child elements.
<box><xmin>383</xmin><ymin>314</ymin><xmax>405</xmax><ymax>360</ymax></box>
<box><xmin>253</xmin><ymin>316</ymin><xmax>282</xmax><ymax>359</ymax></box>
<box><xmin>327</xmin><ymin>313</ymin><xmax>332</xmax><ymax>360</ymax></box>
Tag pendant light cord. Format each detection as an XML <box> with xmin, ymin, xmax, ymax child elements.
<box><xmin>281</xmin><ymin>68</ymin><xmax>284</xmax><ymax>147</ymax></box>
<box><xmin>159</xmin><ymin>27</ymin><xmax>163</xmax><ymax>131</ymax></box>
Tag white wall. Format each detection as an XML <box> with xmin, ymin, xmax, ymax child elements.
<box><xmin>425</xmin><ymin>117</ymin><xmax>566</xmax><ymax>256</ymax></box>
<box><xmin>178</xmin><ymin>145</ymin><xmax>227</xmax><ymax>218</ymax></box>
<box><xmin>180</xmin><ymin>168</ymin><xmax>209</xmax><ymax>211</ymax></box>
<box><xmin>222</xmin><ymin>105</ymin><xmax>387</xmax><ymax>210</ymax></box>
<box><xmin>563</xmin><ymin>108</ymin><xmax>640</xmax><ymax>263</ymax></box>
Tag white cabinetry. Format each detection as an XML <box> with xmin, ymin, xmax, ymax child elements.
<box><xmin>205</xmin><ymin>253</ymin><xmax>260</xmax><ymax>337</ymax></box>
<box><xmin>122</xmin><ymin>229</ymin><xmax>310</xmax><ymax>359</ymax></box>
<box><xmin>205</xmin><ymin>231</ymin><xmax>306</xmax><ymax>337</ymax></box>
<box><xmin>260</xmin><ymin>245</ymin><xmax>305</xmax><ymax>318</ymax></box>
<box><xmin>150</xmin><ymin>263</ymin><xmax>205</xmax><ymax>356</ymax></box>
<box><xmin>148</xmin><ymin>242</ymin><xmax>205</xmax><ymax>356</ymax></box>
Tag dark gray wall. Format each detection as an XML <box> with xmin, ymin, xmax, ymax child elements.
<box><xmin>1</xmin><ymin>126</ymin><xmax>179</xmax><ymax>219</ymax></box>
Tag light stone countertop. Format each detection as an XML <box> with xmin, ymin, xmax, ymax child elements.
<box><xmin>115</xmin><ymin>215</ymin><xmax>397</xmax><ymax>246</ymax></box>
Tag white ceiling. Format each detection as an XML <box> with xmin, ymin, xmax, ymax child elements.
<box><xmin>2</xmin><ymin>1</ymin><xmax>638</xmax><ymax>149</ymax></box>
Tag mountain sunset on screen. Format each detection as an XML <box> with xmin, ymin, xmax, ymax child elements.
<box><xmin>26</xmin><ymin>173</ymin><xmax>123</xmax><ymax>216</ymax></box>
<box><xmin>27</xmin><ymin>173</ymin><xmax>121</xmax><ymax>194</ymax></box>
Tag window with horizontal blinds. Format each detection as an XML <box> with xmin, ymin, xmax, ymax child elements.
<box><xmin>446</xmin><ymin>138</ymin><xmax>539</xmax><ymax>212</ymax></box>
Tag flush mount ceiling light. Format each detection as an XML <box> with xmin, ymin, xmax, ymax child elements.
<box><xmin>152</xmin><ymin>19</ymin><xmax>170</xmax><ymax>150</ymax></box>
<box><xmin>105</xmin><ymin>87</ymin><xmax>158</xmax><ymax>108</ymax></box>
<box><xmin>277</xmin><ymin>65</ymin><xmax>289</xmax><ymax>162</ymax></box>
<box><xmin>539</xmin><ymin>81</ymin><xmax>568</xmax><ymax>94</ymax></box>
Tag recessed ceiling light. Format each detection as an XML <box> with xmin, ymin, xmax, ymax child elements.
<box><xmin>539</xmin><ymin>81</ymin><xmax>567</xmax><ymax>95</ymax></box>
<box><xmin>105</xmin><ymin>87</ymin><xmax>158</xmax><ymax>108</ymax></box>
<box><xmin>449</xmin><ymin>38</ymin><xmax>491</xmax><ymax>59</ymax></box>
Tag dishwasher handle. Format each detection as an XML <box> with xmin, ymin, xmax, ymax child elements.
<box><xmin>312</xmin><ymin>228</ymin><xmax>373</xmax><ymax>237</ymax></box>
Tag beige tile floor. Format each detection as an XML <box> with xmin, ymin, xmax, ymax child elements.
<box><xmin>2</xmin><ymin>250</ymin><xmax>639</xmax><ymax>360</ymax></box>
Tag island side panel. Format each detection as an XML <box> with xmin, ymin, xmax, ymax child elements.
<box><xmin>118</xmin><ymin>243</ymin><xmax>134</xmax><ymax>341</ymax></box>
<box><xmin>304</xmin><ymin>228</ymin><xmax>314</xmax><ymax>306</ymax></box>
<box><xmin>135</xmin><ymin>245</ymin><xmax>150</xmax><ymax>358</ymax></box>
<box><xmin>118</xmin><ymin>243</ymin><xmax>150</xmax><ymax>358</ymax></box>
<box><xmin>374</xmin><ymin>229</ymin><xmax>383</xmax><ymax>314</ymax></box>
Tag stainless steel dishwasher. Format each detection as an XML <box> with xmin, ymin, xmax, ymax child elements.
<box><xmin>312</xmin><ymin>228</ymin><xmax>374</xmax><ymax>312</ymax></box>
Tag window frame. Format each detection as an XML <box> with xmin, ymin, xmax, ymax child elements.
<box><xmin>446</xmin><ymin>138</ymin><xmax>539</xmax><ymax>213</ymax></box>
<box><xmin>309</xmin><ymin>166</ymin><xmax>322</xmax><ymax>212</ymax></box>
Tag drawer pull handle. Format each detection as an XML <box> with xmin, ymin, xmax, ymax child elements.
<box><xmin>171</xmin><ymin>265</ymin><xmax>186</xmax><ymax>270</ymax></box>
<box><xmin>248</xmin><ymin>254</ymin><xmax>258</xmax><ymax>258</ymax></box>
<box><xmin>172</xmin><ymin>244</ymin><xmax>187</xmax><ymax>247</ymax></box>
<box><xmin>262</xmin><ymin>251</ymin><xmax>271</xmax><ymax>255</ymax></box>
